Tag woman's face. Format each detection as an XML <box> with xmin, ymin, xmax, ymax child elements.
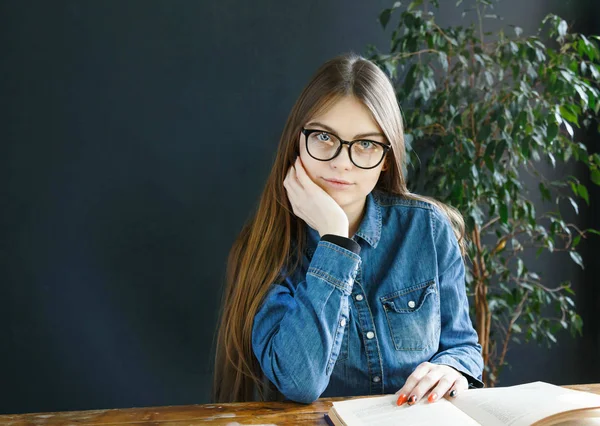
<box><xmin>298</xmin><ymin>95</ymin><xmax>388</xmax><ymax>213</ymax></box>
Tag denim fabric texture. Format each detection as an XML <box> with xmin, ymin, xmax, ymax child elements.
<box><xmin>252</xmin><ymin>190</ymin><xmax>484</xmax><ymax>403</ymax></box>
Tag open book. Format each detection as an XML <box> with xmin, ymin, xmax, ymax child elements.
<box><xmin>327</xmin><ymin>382</ymin><xmax>600</xmax><ymax>426</ymax></box>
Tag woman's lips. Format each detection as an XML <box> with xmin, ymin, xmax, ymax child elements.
<box><xmin>323</xmin><ymin>178</ymin><xmax>354</xmax><ymax>189</ymax></box>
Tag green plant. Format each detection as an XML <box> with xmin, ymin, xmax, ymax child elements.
<box><xmin>368</xmin><ymin>0</ymin><xmax>600</xmax><ymax>386</ymax></box>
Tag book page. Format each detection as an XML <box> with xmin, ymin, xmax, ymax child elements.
<box><xmin>331</xmin><ymin>394</ymin><xmax>480</xmax><ymax>426</ymax></box>
<box><xmin>452</xmin><ymin>382</ymin><xmax>600</xmax><ymax>426</ymax></box>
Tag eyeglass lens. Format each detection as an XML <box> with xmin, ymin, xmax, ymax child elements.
<box><xmin>306</xmin><ymin>131</ymin><xmax>385</xmax><ymax>168</ymax></box>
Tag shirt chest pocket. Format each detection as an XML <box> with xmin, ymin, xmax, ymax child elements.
<box><xmin>380</xmin><ymin>279</ymin><xmax>439</xmax><ymax>351</ymax></box>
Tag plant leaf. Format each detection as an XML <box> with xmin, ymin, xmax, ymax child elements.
<box><xmin>500</xmin><ymin>203</ymin><xmax>509</xmax><ymax>224</ymax></box>
<box><xmin>558</xmin><ymin>19</ymin><xmax>568</xmax><ymax>38</ymax></box>
<box><xmin>569</xmin><ymin>251</ymin><xmax>584</xmax><ymax>269</ymax></box>
<box><xmin>539</xmin><ymin>183</ymin><xmax>552</xmax><ymax>202</ymax></box>
<box><xmin>568</xmin><ymin>197</ymin><xmax>579</xmax><ymax>214</ymax></box>
<box><xmin>577</xmin><ymin>184</ymin><xmax>589</xmax><ymax>204</ymax></box>
<box><xmin>379</xmin><ymin>4</ymin><xmax>400</xmax><ymax>29</ymax></box>
<box><xmin>408</xmin><ymin>0</ymin><xmax>424</xmax><ymax>11</ymax></box>
<box><xmin>559</xmin><ymin>105</ymin><xmax>578</xmax><ymax>125</ymax></box>
<box><xmin>438</xmin><ymin>51</ymin><xmax>448</xmax><ymax>72</ymax></box>
<box><xmin>591</xmin><ymin>169</ymin><xmax>600</xmax><ymax>186</ymax></box>
<box><xmin>546</xmin><ymin>123</ymin><xmax>558</xmax><ymax>141</ymax></box>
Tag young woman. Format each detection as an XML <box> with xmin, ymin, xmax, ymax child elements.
<box><xmin>213</xmin><ymin>53</ymin><xmax>484</xmax><ymax>405</ymax></box>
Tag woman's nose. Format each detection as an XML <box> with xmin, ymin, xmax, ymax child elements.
<box><xmin>330</xmin><ymin>145</ymin><xmax>353</xmax><ymax>170</ymax></box>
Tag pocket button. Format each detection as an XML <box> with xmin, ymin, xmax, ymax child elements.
<box><xmin>408</xmin><ymin>300</ymin><xmax>416</xmax><ymax>309</ymax></box>
<box><xmin>355</xmin><ymin>294</ymin><xmax>364</xmax><ymax>301</ymax></box>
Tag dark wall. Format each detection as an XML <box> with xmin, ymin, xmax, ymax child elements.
<box><xmin>1</xmin><ymin>0</ymin><xmax>598</xmax><ymax>415</ymax></box>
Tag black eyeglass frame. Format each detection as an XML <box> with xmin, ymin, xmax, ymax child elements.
<box><xmin>301</xmin><ymin>128</ymin><xmax>391</xmax><ymax>170</ymax></box>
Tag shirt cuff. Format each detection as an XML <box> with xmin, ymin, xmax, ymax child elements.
<box><xmin>320</xmin><ymin>234</ymin><xmax>361</xmax><ymax>255</ymax></box>
<box><xmin>430</xmin><ymin>357</ymin><xmax>485</xmax><ymax>389</ymax></box>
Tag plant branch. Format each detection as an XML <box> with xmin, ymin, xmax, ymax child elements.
<box><xmin>432</xmin><ymin>22</ymin><xmax>455</xmax><ymax>49</ymax></box>
<box><xmin>481</xmin><ymin>216</ymin><xmax>500</xmax><ymax>231</ymax></box>
<box><xmin>413</xmin><ymin>123</ymin><xmax>448</xmax><ymax>136</ymax></box>
<box><xmin>389</xmin><ymin>49</ymin><xmax>441</xmax><ymax>61</ymax></box>
<box><xmin>492</xmin><ymin>291</ymin><xmax>529</xmax><ymax>380</ymax></box>
<box><xmin>511</xmin><ymin>276</ymin><xmax>567</xmax><ymax>293</ymax></box>
<box><xmin>476</xmin><ymin>1</ymin><xmax>485</xmax><ymax>45</ymax></box>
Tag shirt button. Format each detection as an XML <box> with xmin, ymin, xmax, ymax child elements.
<box><xmin>366</xmin><ymin>331</ymin><xmax>375</xmax><ymax>339</ymax></box>
<box><xmin>372</xmin><ymin>376</ymin><xmax>381</xmax><ymax>383</ymax></box>
<box><xmin>340</xmin><ymin>318</ymin><xmax>346</xmax><ymax>327</ymax></box>
<box><xmin>355</xmin><ymin>294</ymin><xmax>364</xmax><ymax>301</ymax></box>
<box><xmin>408</xmin><ymin>300</ymin><xmax>416</xmax><ymax>309</ymax></box>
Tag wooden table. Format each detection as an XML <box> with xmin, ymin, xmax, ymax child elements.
<box><xmin>2</xmin><ymin>384</ymin><xmax>599</xmax><ymax>425</ymax></box>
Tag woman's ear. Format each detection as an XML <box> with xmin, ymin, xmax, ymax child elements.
<box><xmin>381</xmin><ymin>160</ymin><xmax>388</xmax><ymax>171</ymax></box>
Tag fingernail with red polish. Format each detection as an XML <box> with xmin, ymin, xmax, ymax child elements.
<box><xmin>428</xmin><ymin>393</ymin><xmax>438</xmax><ymax>403</ymax></box>
<box><xmin>408</xmin><ymin>395</ymin><xmax>417</xmax><ymax>405</ymax></box>
<box><xmin>396</xmin><ymin>394</ymin><xmax>408</xmax><ymax>406</ymax></box>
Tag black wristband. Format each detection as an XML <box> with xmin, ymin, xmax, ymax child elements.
<box><xmin>321</xmin><ymin>234</ymin><xmax>361</xmax><ymax>255</ymax></box>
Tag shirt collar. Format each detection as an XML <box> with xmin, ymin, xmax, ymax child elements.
<box><xmin>353</xmin><ymin>191</ymin><xmax>382</xmax><ymax>249</ymax></box>
<box><xmin>305</xmin><ymin>191</ymin><xmax>382</xmax><ymax>250</ymax></box>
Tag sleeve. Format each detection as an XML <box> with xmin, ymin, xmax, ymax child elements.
<box><xmin>428</xmin><ymin>209</ymin><xmax>485</xmax><ymax>388</ymax></box>
<box><xmin>321</xmin><ymin>234</ymin><xmax>361</xmax><ymax>255</ymax></box>
<box><xmin>251</xmin><ymin>239</ymin><xmax>361</xmax><ymax>403</ymax></box>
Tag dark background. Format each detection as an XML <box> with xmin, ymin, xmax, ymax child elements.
<box><xmin>1</xmin><ymin>0</ymin><xmax>598</xmax><ymax>415</ymax></box>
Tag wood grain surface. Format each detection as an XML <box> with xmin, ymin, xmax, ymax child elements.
<box><xmin>1</xmin><ymin>384</ymin><xmax>598</xmax><ymax>425</ymax></box>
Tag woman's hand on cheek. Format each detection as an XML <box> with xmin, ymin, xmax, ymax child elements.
<box><xmin>394</xmin><ymin>362</ymin><xmax>469</xmax><ymax>406</ymax></box>
<box><xmin>283</xmin><ymin>157</ymin><xmax>349</xmax><ymax>237</ymax></box>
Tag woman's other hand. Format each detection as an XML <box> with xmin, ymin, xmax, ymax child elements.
<box><xmin>394</xmin><ymin>362</ymin><xmax>469</xmax><ymax>406</ymax></box>
<box><xmin>283</xmin><ymin>157</ymin><xmax>349</xmax><ymax>237</ymax></box>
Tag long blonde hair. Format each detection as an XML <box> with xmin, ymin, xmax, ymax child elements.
<box><xmin>212</xmin><ymin>52</ymin><xmax>465</xmax><ymax>403</ymax></box>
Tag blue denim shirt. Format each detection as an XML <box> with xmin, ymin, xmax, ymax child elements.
<box><xmin>252</xmin><ymin>190</ymin><xmax>484</xmax><ymax>403</ymax></box>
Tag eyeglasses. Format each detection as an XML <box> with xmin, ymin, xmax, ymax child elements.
<box><xmin>301</xmin><ymin>128</ymin><xmax>391</xmax><ymax>169</ymax></box>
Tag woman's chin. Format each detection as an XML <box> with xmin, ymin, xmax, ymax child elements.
<box><xmin>330</xmin><ymin>193</ymin><xmax>356</xmax><ymax>209</ymax></box>
<box><xmin>321</xmin><ymin>186</ymin><xmax>365</xmax><ymax>210</ymax></box>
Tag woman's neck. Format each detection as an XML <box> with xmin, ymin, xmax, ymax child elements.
<box><xmin>345</xmin><ymin>200</ymin><xmax>366</xmax><ymax>238</ymax></box>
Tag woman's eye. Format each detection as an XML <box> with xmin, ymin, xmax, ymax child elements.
<box><xmin>316</xmin><ymin>132</ymin><xmax>331</xmax><ymax>142</ymax></box>
<box><xmin>358</xmin><ymin>141</ymin><xmax>375</xmax><ymax>150</ymax></box>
